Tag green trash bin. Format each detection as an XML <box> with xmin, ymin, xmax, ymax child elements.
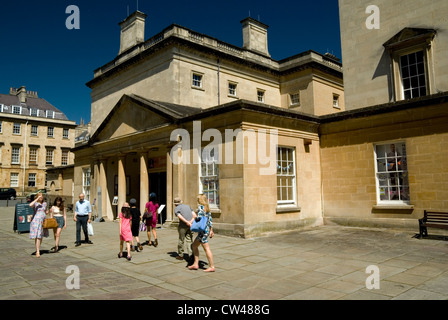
<box><xmin>14</xmin><ymin>203</ymin><xmax>34</xmax><ymax>234</ymax></box>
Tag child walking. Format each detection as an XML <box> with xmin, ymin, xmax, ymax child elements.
<box><xmin>129</xmin><ymin>198</ymin><xmax>143</xmax><ymax>252</ymax></box>
<box><xmin>118</xmin><ymin>203</ymin><xmax>133</xmax><ymax>261</ymax></box>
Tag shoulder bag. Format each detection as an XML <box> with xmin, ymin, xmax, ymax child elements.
<box><xmin>42</xmin><ymin>218</ymin><xmax>58</xmax><ymax>229</ymax></box>
<box><xmin>191</xmin><ymin>216</ymin><xmax>208</xmax><ymax>233</ymax></box>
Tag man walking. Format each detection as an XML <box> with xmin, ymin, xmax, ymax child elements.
<box><xmin>74</xmin><ymin>193</ymin><xmax>92</xmax><ymax>246</ymax></box>
<box><xmin>174</xmin><ymin>197</ymin><xmax>196</xmax><ymax>260</ymax></box>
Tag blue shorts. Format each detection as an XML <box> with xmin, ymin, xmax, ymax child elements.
<box><xmin>55</xmin><ymin>216</ymin><xmax>65</xmax><ymax>228</ymax></box>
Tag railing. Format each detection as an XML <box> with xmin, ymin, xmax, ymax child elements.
<box><xmin>0</xmin><ymin>198</ymin><xmax>27</xmax><ymax>207</ymax></box>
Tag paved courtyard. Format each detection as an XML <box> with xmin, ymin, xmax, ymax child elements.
<box><xmin>1</xmin><ymin>205</ymin><xmax>448</xmax><ymax>301</ymax></box>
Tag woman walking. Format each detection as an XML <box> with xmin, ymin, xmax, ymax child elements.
<box><xmin>144</xmin><ymin>193</ymin><xmax>159</xmax><ymax>247</ymax></box>
<box><xmin>188</xmin><ymin>194</ymin><xmax>215</xmax><ymax>272</ymax></box>
<box><xmin>50</xmin><ymin>197</ymin><xmax>67</xmax><ymax>253</ymax></box>
<box><xmin>29</xmin><ymin>193</ymin><xmax>49</xmax><ymax>258</ymax></box>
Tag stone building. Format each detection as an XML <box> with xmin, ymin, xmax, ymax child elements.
<box><xmin>0</xmin><ymin>86</ymin><xmax>77</xmax><ymax>197</ymax></box>
<box><xmin>319</xmin><ymin>0</ymin><xmax>448</xmax><ymax>229</ymax></box>
<box><xmin>74</xmin><ymin>0</ymin><xmax>448</xmax><ymax>237</ymax></box>
<box><xmin>73</xmin><ymin>12</ymin><xmax>345</xmax><ymax>236</ymax></box>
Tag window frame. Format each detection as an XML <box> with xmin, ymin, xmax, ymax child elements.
<box><xmin>12</xmin><ymin>105</ymin><xmax>22</xmax><ymax>115</ymax></box>
<box><xmin>333</xmin><ymin>94</ymin><xmax>340</xmax><ymax>109</ymax></box>
<box><xmin>82</xmin><ymin>168</ymin><xmax>91</xmax><ymax>201</ymax></box>
<box><xmin>31</xmin><ymin>125</ymin><xmax>38</xmax><ymax>136</ymax></box>
<box><xmin>10</xmin><ymin>173</ymin><xmax>19</xmax><ymax>188</ymax></box>
<box><xmin>11</xmin><ymin>147</ymin><xmax>21</xmax><ymax>165</ymax></box>
<box><xmin>28</xmin><ymin>173</ymin><xmax>36</xmax><ymax>187</ymax></box>
<box><xmin>289</xmin><ymin>92</ymin><xmax>300</xmax><ymax>107</ymax></box>
<box><xmin>46</xmin><ymin>110</ymin><xmax>55</xmax><ymax>119</ymax></box>
<box><xmin>63</xmin><ymin>128</ymin><xmax>69</xmax><ymax>139</ymax></box>
<box><xmin>13</xmin><ymin>123</ymin><xmax>21</xmax><ymax>135</ymax></box>
<box><xmin>47</xmin><ymin>126</ymin><xmax>54</xmax><ymax>138</ymax></box>
<box><xmin>191</xmin><ymin>72</ymin><xmax>204</xmax><ymax>89</ymax></box>
<box><xmin>199</xmin><ymin>147</ymin><xmax>220</xmax><ymax>209</ymax></box>
<box><xmin>29</xmin><ymin>147</ymin><xmax>38</xmax><ymax>165</ymax></box>
<box><xmin>228</xmin><ymin>81</ymin><xmax>238</xmax><ymax>97</ymax></box>
<box><xmin>398</xmin><ymin>50</ymin><xmax>427</xmax><ymax>100</ymax></box>
<box><xmin>257</xmin><ymin>89</ymin><xmax>265</xmax><ymax>103</ymax></box>
<box><xmin>276</xmin><ymin>146</ymin><xmax>297</xmax><ymax>206</ymax></box>
<box><xmin>30</xmin><ymin>108</ymin><xmax>38</xmax><ymax>117</ymax></box>
<box><xmin>61</xmin><ymin>149</ymin><xmax>69</xmax><ymax>166</ymax></box>
<box><xmin>384</xmin><ymin>29</ymin><xmax>436</xmax><ymax>102</ymax></box>
<box><xmin>45</xmin><ymin>148</ymin><xmax>54</xmax><ymax>166</ymax></box>
<box><xmin>373</xmin><ymin>141</ymin><xmax>410</xmax><ymax>205</ymax></box>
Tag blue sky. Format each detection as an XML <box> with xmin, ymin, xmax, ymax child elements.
<box><xmin>0</xmin><ymin>0</ymin><xmax>341</xmax><ymax>124</ymax></box>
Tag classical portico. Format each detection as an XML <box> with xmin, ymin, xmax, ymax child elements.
<box><xmin>73</xmin><ymin>94</ymin><xmax>199</xmax><ymax>224</ymax></box>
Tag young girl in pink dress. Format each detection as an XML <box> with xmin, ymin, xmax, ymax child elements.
<box><xmin>118</xmin><ymin>203</ymin><xmax>133</xmax><ymax>261</ymax></box>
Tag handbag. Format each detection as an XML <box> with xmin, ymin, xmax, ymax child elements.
<box><xmin>139</xmin><ymin>221</ymin><xmax>147</xmax><ymax>232</ymax></box>
<box><xmin>191</xmin><ymin>216</ymin><xmax>208</xmax><ymax>233</ymax></box>
<box><xmin>42</xmin><ymin>218</ymin><xmax>58</xmax><ymax>229</ymax></box>
<box><xmin>87</xmin><ymin>222</ymin><xmax>94</xmax><ymax>236</ymax></box>
<box><xmin>143</xmin><ymin>211</ymin><xmax>153</xmax><ymax>223</ymax></box>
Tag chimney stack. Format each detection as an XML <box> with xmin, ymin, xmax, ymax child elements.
<box><xmin>17</xmin><ymin>86</ymin><xmax>27</xmax><ymax>103</ymax></box>
<box><xmin>241</xmin><ymin>17</ymin><xmax>270</xmax><ymax>57</ymax></box>
<box><xmin>118</xmin><ymin>10</ymin><xmax>147</xmax><ymax>55</ymax></box>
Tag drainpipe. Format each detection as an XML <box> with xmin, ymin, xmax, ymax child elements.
<box><xmin>22</xmin><ymin>120</ymin><xmax>28</xmax><ymax>196</ymax></box>
<box><xmin>217</xmin><ymin>58</ymin><xmax>220</xmax><ymax>105</ymax></box>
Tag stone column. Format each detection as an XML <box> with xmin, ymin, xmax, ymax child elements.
<box><xmin>117</xmin><ymin>155</ymin><xmax>126</xmax><ymax>209</ymax></box>
<box><xmin>93</xmin><ymin>161</ymin><xmax>100</xmax><ymax>219</ymax></box>
<box><xmin>99</xmin><ymin>158</ymin><xmax>113</xmax><ymax>220</ymax></box>
<box><xmin>57</xmin><ymin>172</ymin><xmax>63</xmax><ymax>196</ymax></box>
<box><xmin>166</xmin><ymin>147</ymin><xmax>173</xmax><ymax>223</ymax></box>
<box><xmin>139</xmin><ymin>151</ymin><xmax>149</xmax><ymax>214</ymax></box>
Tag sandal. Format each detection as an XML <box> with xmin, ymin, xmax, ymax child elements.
<box><xmin>138</xmin><ymin>243</ymin><xmax>143</xmax><ymax>251</ymax></box>
<box><xmin>118</xmin><ymin>252</ymin><xmax>123</xmax><ymax>259</ymax></box>
<box><xmin>188</xmin><ymin>265</ymin><xmax>199</xmax><ymax>270</ymax></box>
<box><xmin>204</xmin><ymin>267</ymin><xmax>215</xmax><ymax>272</ymax></box>
<box><xmin>127</xmin><ymin>255</ymin><xmax>132</xmax><ymax>261</ymax></box>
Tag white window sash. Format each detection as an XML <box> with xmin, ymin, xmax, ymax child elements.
<box><xmin>277</xmin><ymin>147</ymin><xmax>297</xmax><ymax>206</ymax></box>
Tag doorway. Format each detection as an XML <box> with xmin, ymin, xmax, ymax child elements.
<box><xmin>148</xmin><ymin>172</ymin><xmax>167</xmax><ymax>224</ymax></box>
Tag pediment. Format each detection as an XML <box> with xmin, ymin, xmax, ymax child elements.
<box><xmin>383</xmin><ymin>27</ymin><xmax>436</xmax><ymax>50</ymax></box>
<box><xmin>91</xmin><ymin>95</ymin><xmax>174</xmax><ymax>143</ymax></box>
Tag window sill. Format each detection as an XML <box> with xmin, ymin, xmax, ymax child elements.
<box><xmin>276</xmin><ymin>205</ymin><xmax>301</xmax><ymax>214</ymax></box>
<box><xmin>191</xmin><ymin>86</ymin><xmax>205</xmax><ymax>91</ymax></box>
<box><xmin>210</xmin><ymin>207</ymin><xmax>221</xmax><ymax>219</ymax></box>
<box><xmin>372</xmin><ymin>204</ymin><xmax>414</xmax><ymax>214</ymax></box>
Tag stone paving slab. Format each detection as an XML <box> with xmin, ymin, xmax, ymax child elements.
<box><xmin>1</xmin><ymin>206</ymin><xmax>448</xmax><ymax>300</ymax></box>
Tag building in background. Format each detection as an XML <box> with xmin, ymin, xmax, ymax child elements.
<box><xmin>0</xmin><ymin>86</ymin><xmax>77</xmax><ymax>197</ymax></box>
